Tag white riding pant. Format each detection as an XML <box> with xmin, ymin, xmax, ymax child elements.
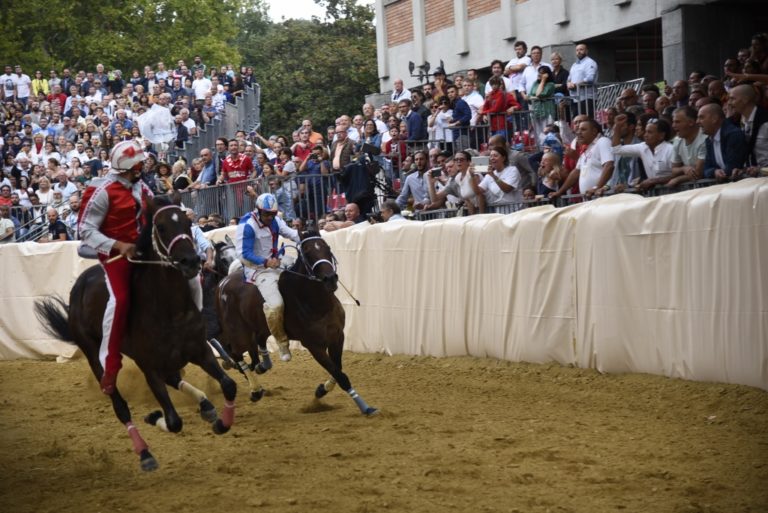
<box><xmin>244</xmin><ymin>267</ymin><xmax>284</xmax><ymax>309</ymax></box>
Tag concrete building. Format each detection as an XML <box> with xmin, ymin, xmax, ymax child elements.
<box><xmin>375</xmin><ymin>0</ymin><xmax>767</xmax><ymax>94</ymax></box>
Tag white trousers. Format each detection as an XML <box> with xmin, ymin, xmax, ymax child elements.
<box><xmin>244</xmin><ymin>267</ymin><xmax>283</xmax><ymax>309</ymax></box>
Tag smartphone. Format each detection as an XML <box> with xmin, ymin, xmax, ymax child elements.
<box><xmin>430</xmin><ymin>167</ymin><xmax>441</xmax><ymax>178</ymax></box>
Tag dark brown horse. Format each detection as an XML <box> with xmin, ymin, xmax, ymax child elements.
<box><xmin>215</xmin><ymin>231</ymin><xmax>377</xmax><ymax>415</ymax></box>
<box><xmin>35</xmin><ymin>194</ymin><xmax>237</xmax><ymax>471</ymax></box>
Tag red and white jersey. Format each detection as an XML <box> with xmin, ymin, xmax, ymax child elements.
<box><xmin>221</xmin><ymin>153</ymin><xmax>253</xmax><ymax>183</ymax></box>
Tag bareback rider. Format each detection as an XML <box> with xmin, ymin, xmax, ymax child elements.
<box><xmin>78</xmin><ymin>140</ymin><xmax>153</xmax><ymax>395</ymax></box>
<box><xmin>235</xmin><ymin>193</ymin><xmax>301</xmax><ymax>362</ymax></box>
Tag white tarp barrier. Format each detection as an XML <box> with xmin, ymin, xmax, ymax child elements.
<box><xmin>1</xmin><ymin>179</ymin><xmax>766</xmax><ymax>390</ymax></box>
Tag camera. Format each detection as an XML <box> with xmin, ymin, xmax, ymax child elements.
<box><xmin>309</xmin><ymin>154</ymin><xmax>319</xmax><ymax>161</ymax></box>
<box><xmin>366</xmin><ymin>212</ymin><xmax>384</xmax><ymax>224</ymax></box>
<box><xmin>430</xmin><ymin>167</ymin><xmax>442</xmax><ymax>178</ymax></box>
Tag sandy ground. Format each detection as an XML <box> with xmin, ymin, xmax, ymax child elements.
<box><xmin>0</xmin><ymin>351</ymin><xmax>766</xmax><ymax>513</ymax></box>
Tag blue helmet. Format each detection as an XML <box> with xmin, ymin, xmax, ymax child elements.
<box><xmin>255</xmin><ymin>193</ymin><xmax>278</xmax><ymax>213</ymax></box>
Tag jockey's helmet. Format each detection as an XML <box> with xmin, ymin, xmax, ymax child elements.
<box><xmin>255</xmin><ymin>193</ymin><xmax>278</xmax><ymax>214</ymax></box>
<box><xmin>109</xmin><ymin>140</ymin><xmax>145</xmax><ymax>173</ymax></box>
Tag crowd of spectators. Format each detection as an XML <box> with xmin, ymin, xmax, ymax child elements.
<box><xmin>2</xmin><ymin>32</ymin><xmax>767</xmax><ymax>242</ymax></box>
<box><xmin>0</xmin><ymin>57</ymin><xmax>254</xmax><ymax>242</ymax></box>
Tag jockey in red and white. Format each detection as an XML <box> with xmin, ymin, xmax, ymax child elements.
<box><xmin>235</xmin><ymin>193</ymin><xmax>301</xmax><ymax>362</ymax></box>
<box><xmin>78</xmin><ymin>140</ymin><xmax>153</xmax><ymax>395</ymax></box>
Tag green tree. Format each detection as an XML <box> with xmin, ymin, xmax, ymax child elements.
<box><xmin>238</xmin><ymin>0</ymin><xmax>378</xmax><ymax>136</ymax></box>
<box><xmin>0</xmin><ymin>0</ymin><xmax>243</xmax><ymax>72</ymax></box>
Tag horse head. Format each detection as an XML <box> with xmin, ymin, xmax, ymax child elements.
<box><xmin>143</xmin><ymin>192</ymin><xmax>200</xmax><ymax>280</ymax></box>
<box><xmin>213</xmin><ymin>235</ymin><xmax>238</xmax><ymax>277</ymax></box>
<box><xmin>296</xmin><ymin>231</ymin><xmax>338</xmax><ymax>293</ymax></box>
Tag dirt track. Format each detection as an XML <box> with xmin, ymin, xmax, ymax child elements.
<box><xmin>0</xmin><ymin>351</ymin><xmax>766</xmax><ymax>513</ymax></box>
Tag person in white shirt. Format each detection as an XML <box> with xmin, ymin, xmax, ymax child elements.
<box><xmin>520</xmin><ymin>46</ymin><xmax>551</xmax><ymax>100</ymax></box>
<box><xmin>611</xmin><ymin>115</ymin><xmax>675</xmax><ymax>191</ymax></box>
<box><xmin>485</xmin><ymin>60</ymin><xmax>512</xmax><ymax>96</ymax></box>
<box><xmin>14</xmin><ymin>65</ymin><xmax>32</xmax><ymax>106</ymax></box>
<box><xmin>504</xmin><ymin>41</ymin><xmax>531</xmax><ymax>94</ymax></box>
<box><xmin>550</xmin><ymin>119</ymin><xmax>614</xmax><ymax>198</ymax></box>
<box><xmin>390</xmin><ymin>78</ymin><xmax>411</xmax><ymax>103</ymax></box>
<box><xmin>567</xmin><ymin>44</ymin><xmax>599</xmax><ymax>117</ymax></box>
<box><xmin>191</xmin><ymin>69</ymin><xmax>212</xmax><ymax>106</ymax></box>
<box><xmin>470</xmin><ymin>145</ymin><xmax>522</xmax><ymax>208</ymax></box>
<box><xmin>462</xmin><ymin>80</ymin><xmax>484</xmax><ymax>127</ymax></box>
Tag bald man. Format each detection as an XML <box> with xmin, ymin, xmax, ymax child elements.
<box><xmin>727</xmin><ymin>84</ymin><xmax>768</xmax><ymax>169</ymax></box>
<box><xmin>697</xmin><ymin>104</ymin><xmax>748</xmax><ymax>179</ymax></box>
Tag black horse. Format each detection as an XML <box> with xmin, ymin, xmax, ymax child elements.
<box><xmin>35</xmin><ymin>194</ymin><xmax>237</xmax><ymax>472</ymax></box>
<box><xmin>215</xmin><ymin>231</ymin><xmax>377</xmax><ymax>415</ymax></box>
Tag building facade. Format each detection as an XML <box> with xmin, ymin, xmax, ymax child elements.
<box><xmin>375</xmin><ymin>0</ymin><xmax>766</xmax><ymax>94</ymax></box>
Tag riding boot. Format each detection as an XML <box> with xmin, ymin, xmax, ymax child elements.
<box><xmin>263</xmin><ymin>305</ymin><xmax>291</xmax><ymax>362</ymax></box>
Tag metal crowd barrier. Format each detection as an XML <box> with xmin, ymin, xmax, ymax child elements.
<box><xmin>413</xmin><ymin>208</ymin><xmax>460</xmax><ymax>221</ymax></box>
<box><xmin>171</xmin><ymin>83</ymin><xmax>261</xmax><ymax>165</ymax></box>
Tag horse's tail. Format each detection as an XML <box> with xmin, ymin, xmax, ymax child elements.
<box><xmin>34</xmin><ymin>297</ymin><xmax>72</xmax><ymax>343</ymax></box>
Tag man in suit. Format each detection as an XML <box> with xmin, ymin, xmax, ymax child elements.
<box><xmin>697</xmin><ymin>104</ymin><xmax>748</xmax><ymax>179</ymax></box>
<box><xmin>727</xmin><ymin>84</ymin><xmax>768</xmax><ymax>171</ymax></box>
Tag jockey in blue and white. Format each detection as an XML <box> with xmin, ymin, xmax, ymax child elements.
<box><xmin>235</xmin><ymin>193</ymin><xmax>300</xmax><ymax>361</ymax></box>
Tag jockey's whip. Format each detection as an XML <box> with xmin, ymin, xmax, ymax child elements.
<box><xmin>338</xmin><ymin>279</ymin><xmax>361</xmax><ymax>306</ymax></box>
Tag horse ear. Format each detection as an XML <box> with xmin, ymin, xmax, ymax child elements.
<box><xmin>169</xmin><ymin>190</ymin><xmax>182</xmax><ymax>206</ymax></box>
<box><xmin>225</xmin><ymin>234</ymin><xmax>234</xmax><ymax>246</ymax></box>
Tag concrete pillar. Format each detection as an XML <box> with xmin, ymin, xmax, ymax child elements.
<box><xmin>454</xmin><ymin>0</ymin><xmax>468</xmax><ymax>56</ymax></box>
<box><xmin>412</xmin><ymin>0</ymin><xmax>426</xmax><ymax>65</ymax></box>
<box><xmin>376</xmin><ymin>0</ymin><xmax>389</xmax><ymax>80</ymax></box>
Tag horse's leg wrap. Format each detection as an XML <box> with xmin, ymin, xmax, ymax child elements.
<box><xmin>179</xmin><ymin>380</ymin><xmax>206</xmax><ymax>403</ymax></box>
<box><xmin>255</xmin><ymin>347</ymin><xmax>272</xmax><ymax>374</ymax></box>
<box><xmin>238</xmin><ymin>360</ymin><xmax>264</xmax><ymax>401</ymax></box>
<box><xmin>180</xmin><ymin>380</ymin><xmax>217</xmax><ymax>422</ymax></box>
<box><xmin>221</xmin><ymin>400</ymin><xmax>235</xmax><ymax>427</ymax></box>
<box><xmin>126</xmin><ymin>421</ymin><xmax>149</xmax><ymax>454</ymax></box>
<box><xmin>263</xmin><ymin>305</ymin><xmax>291</xmax><ymax>362</ymax></box>
<box><xmin>347</xmin><ymin>388</ymin><xmax>378</xmax><ymax>416</ymax></box>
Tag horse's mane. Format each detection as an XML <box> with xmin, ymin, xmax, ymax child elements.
<box><xmin>135</xmin><ymin>194</ymin><xmax>177</xmax><ymax>258</ymax></box>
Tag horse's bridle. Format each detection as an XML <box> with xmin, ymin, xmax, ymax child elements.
<box><xmin>148</xmin><ymin>205</ymin><xmax>195</xmax><ymax>267</ymax></box>
<box><xmin>286</xmin><ymin>236</ymin><xmax>337</xmax><ymax>282</ymax></box>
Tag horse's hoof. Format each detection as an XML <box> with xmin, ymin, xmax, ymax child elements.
<box><xmin>144</xmin><ymin>410</ymin><xmax>163</xmax><ymax>426</ymax></box>
<box><xmin>315</xmin><ymin>384</ymin><xmax>328</xmax><ymax>399</ymax></box>
<box><xmin>250</xmin><ymin>389</ymin><xmax>265</xmax><ymax>402</ymax></box>
<box><xmin>279</xmin><ymin>353</ymin><xmax>292</xmax><ymax>362</ymax></box>
<box><xmin>139</xmin><ymin>449</ymin><xmax>159</xmax><ymax>472</ymax></box>
<box><xmin>212</xmin><ymin>419</ymin><xmax>231</xmax><ymax>435</ymax></box>
<box><xmin>221</xmin><ymin>359</ymin><xmax>233</xmax><ymax>370</ymax></box>
<box><xmin>363</xmin><ymin>407</ymin><xmax>379</xmax><ymax>417</ymax></box>
<box><xmin>199</xmin><ymin>399</ymin><xmax>217</xmax><ymax>423</ymax></box>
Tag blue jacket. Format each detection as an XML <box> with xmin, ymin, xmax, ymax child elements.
<box><xmin>451</xmin><ymin>98</ymin><xmax>472</xmax><ymax>140</ymax></box>
<box><xmin>704</xmin><ymin>119</ymin><xmax>748</xmax><ymax>178</ymax></box>
<box><xmin>406</xmin><ymin>110</ymin><xmax>427</xmax><ymax>142</ymax></box>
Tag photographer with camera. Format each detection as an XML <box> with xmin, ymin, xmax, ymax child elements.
<box><xmin>424</xmin><ymin>151</ymin><xmax>482</xmax><ymax>214</ymax></box>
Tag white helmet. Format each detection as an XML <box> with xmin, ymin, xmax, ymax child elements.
<box><xmin>255</xmin><ymin>193</ymin><xmax>278</xmax><ymax>213</ymax></box>
<box><xmin>109</xmin><ymin>140</ymin><xmax>145</xmax><ymax>172</ymax></box>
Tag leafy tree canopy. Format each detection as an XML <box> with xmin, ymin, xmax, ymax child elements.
<box><xmin>0</xmin><ymin>0</ymin><xmax>378</xmax><ymax>136</ymax></box>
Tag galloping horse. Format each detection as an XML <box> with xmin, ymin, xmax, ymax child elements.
<box><xmin>35</xmin><ymin>194</ymin><xmax>237</xmax><ymax>471</ymax></box>
<box><xmin>215</xmin><ymin>231</ymin><xmax>377</xmax><ymax>415</ymax></box>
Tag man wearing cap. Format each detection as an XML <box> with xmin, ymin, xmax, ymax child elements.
<box><xmin>235</xmin><ymin>192</ymin><xmax>301</xmax><ymax>362</ymax></box>
<box><xmin>78</xmin><ymin>139</ymin><xmax>154</xmax><ymax>395</ymax></box>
